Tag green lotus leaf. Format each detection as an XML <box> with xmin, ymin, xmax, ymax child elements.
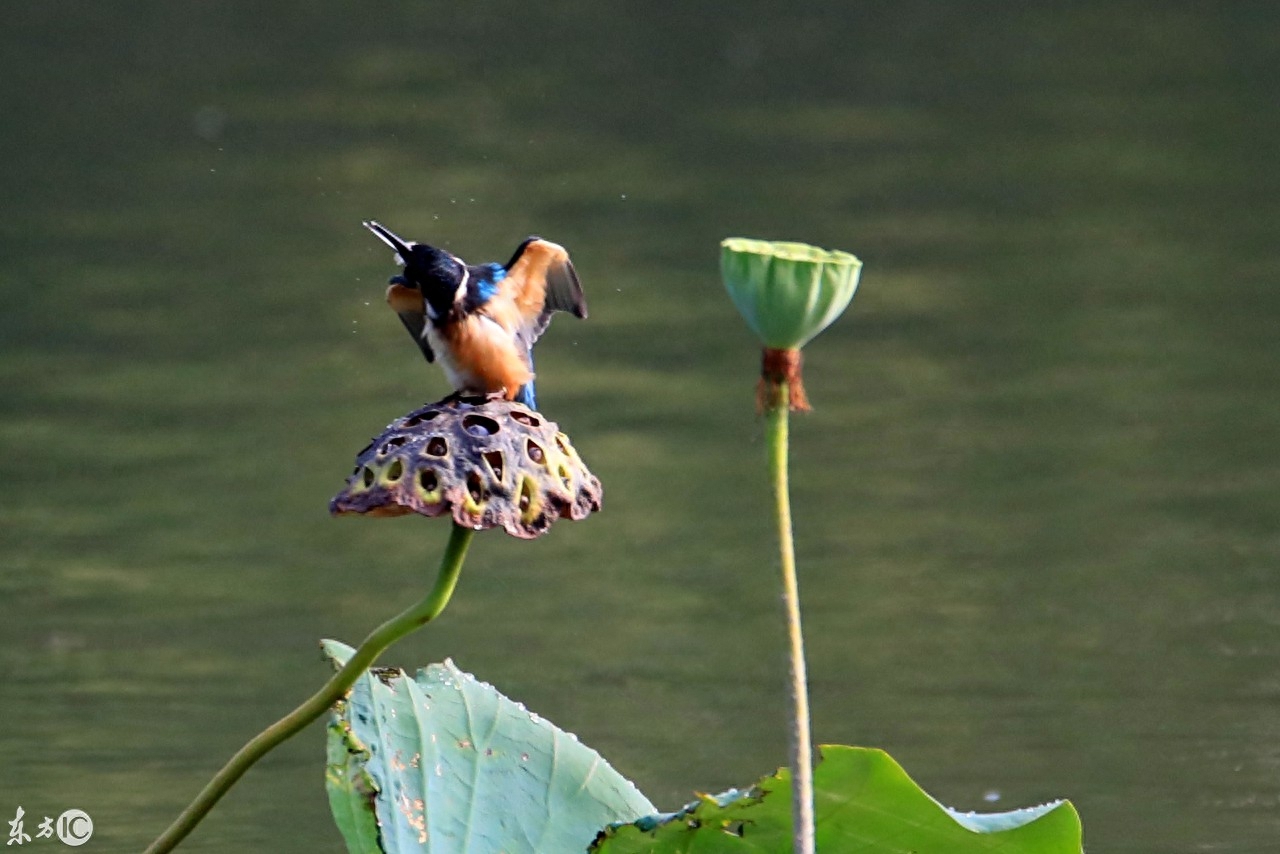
<box><xmin>592</xmin><ymin>745</ymin><xmax>1082</xmax><ymax>854</ymax></box>
<box><xmin>322</xmin><ymin>640</ymin><xmax>655</xmax><ymax>854</ymax></box>
<box><xmin>322</xmin><ymin>644</ymin><xmax>1081</xmax><ymax>854</ymax></box>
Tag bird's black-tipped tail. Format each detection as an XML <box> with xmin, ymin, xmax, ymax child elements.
<box><xmin>363</xmin><ymin>220</ymin><xmax>414</xmax><ymax>263</ymax></box>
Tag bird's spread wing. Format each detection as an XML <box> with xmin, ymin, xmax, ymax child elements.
<box><xmin>502</xmin><ymin>237</ymin><xmax>588</xmax><ymax>345</ymax></box>
<box><xmin>386</xmin><ymin>281</ymin><xmax>434</xmax><ymax>363</ymax></box>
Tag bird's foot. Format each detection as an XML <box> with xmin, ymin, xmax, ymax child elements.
<box><xmin>438</xmin><ymin>389</ymin><xmax>506</xmax><ymax>408</ymax></box>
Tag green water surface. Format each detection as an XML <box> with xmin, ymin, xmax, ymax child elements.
<box><xmin>2</xmin><ymin>3</ymin><xmax>1278</xmax><ymax>851</ymax></box>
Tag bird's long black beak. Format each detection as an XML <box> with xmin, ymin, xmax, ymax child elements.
<box><xmin>363</xmin><ymin>220</ymin><xmax>414</xmax><ymax>263</ymax></box>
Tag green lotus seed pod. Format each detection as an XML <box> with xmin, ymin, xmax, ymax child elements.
<box><xmin>720</xmin><ymin>238</ymin><xmax>862</xmax><ymax>350</ymax></box>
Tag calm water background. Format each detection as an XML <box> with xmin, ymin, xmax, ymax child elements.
<box><xmin>2</xmin><ymin>3</ymin><xmax>1278</xmax><ymax>851</ymax></box>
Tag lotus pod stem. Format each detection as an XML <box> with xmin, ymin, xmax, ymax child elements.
<box><xmin>759</xmin><ymin>347</ymin><xmax>811</xmax><ymax>413</ymax></box>
<box><xmin>144</xmin><ymin>523</ymin><xmax>475</xmax><ymax>853</ymax></box>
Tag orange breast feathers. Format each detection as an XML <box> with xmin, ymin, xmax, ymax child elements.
<box><xmin>386</xmin><ymin>282</ymin><xmax>424</xmax><ymax>315</ymax></box>
<box><xmin>440</xmin><ymin>312</ymin><xmax>533</xmax><ymax>398</ymax></box>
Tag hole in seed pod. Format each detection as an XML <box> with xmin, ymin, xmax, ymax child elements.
<box><xmin>526</xmin><ymin>439</ymin><xmax>544</xmax><ymax>464</ymax></box>
<box><xmin>518</xmin><ymin>478</ymin><xmax>534</xmax><ymax>513</ymax></box>
<box><xmin>380</xmin><ymin>436</ymin><xmax>407</xmax><ymax>455</ymax></box>
<box><xmin>386</xmin><ymin>459</ymin><xmax>404</xmax><ymax>482</ymax></box>
<box><xmin>555</xmin><ymin>434</ymin><xmax>570</xmax><ymax>455</ymax></box>
<box><xmin>419</xmin><ymin>469</ymin><xmax>438</xmax><ymax>493</ymax></box>
<box><xmin>426</xmin><ymin>436</ymin><xmax>448</xmax><ymax>457</ymax></box>
<box><xmin>466</xmin><ymin>471</ymin><xmax>484</xmax><ymax>504</ymax></box>
<box><xmin>361</xmin><ymin>466</ymin><xmax>375</xmax><ymax>488</ymax></box>
<box><xmin>462</xmin><ymin>414</ymin><xmax>500</xmax><ymax>436</ymax></box>
<box><xmin>483</xmin><ymin>451</ymin><xmax>504</xmax><ymax>482</ymax></box>
<box><xmin>558</xmin><ymin>464</ymin><xmax>572</xmax><ymax>489</ymax></box>
<box><xmin>510</xmin><ymin>411</ymin><xmax>542</xmax><ymax>427</ymax></box>
<box><xmin>404</xmin><ymin>410</ymin><xmax>441</xmax><ymax>428</ymax></box>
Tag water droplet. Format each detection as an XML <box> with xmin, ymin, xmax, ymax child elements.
<box><xmin>983</xmin><ymin>790</ymin><xmax>1001</xmax><ymax>803</ymax></box>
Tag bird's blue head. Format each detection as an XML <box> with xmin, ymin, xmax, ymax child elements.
<box><xmin>400</xmin><ymin>243</ymin><xmax>463</xmax><ymax>290</ymax></box>
<box><xmin>364</xmin><ymin>221</ymin><xmax>465</xmax><ymax>318</ymax></box>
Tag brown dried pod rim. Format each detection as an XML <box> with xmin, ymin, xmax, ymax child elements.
<box><xmin>330</xmin><ymin>395</ymin><xmax>602</xmax><ymax>539</ymax></box>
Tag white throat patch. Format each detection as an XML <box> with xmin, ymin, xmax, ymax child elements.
<box><xmin>454</xmin><ymin>267</ymin><xmax>469</xmax><ymax>305</ymax></box>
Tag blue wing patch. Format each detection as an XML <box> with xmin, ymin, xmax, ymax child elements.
<box><xmin>469</xmin><ymin>263</ymin><xmax>506</xmax><ymax>305</ymax></box>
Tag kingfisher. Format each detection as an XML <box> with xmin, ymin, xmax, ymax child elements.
<box><xmin>363</xmin><ymin>221</ymin><xmax>588</xmax><ymax>409</ymax></box>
